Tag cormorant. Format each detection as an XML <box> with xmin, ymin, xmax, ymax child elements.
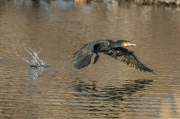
<box><xmin>74</xmin><ymin>40</ymin><xmax>154</xmax><ymax>73</ymax></box>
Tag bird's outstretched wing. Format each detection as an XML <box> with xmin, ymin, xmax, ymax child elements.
<box><xmin>105</xmin><ymin>47</ymin><xmax>154</xmax><ymax>73</ymax></box>
<box><xmin>74</xmin><ymin>42</ymin><xmax>99</xmax><ymax>69</ymax></box>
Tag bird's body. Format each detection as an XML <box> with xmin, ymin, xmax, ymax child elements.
<box><xmin>74</xmin><ymin>40</ymin><xmax>154</xmax><ymax>73</ymax></box>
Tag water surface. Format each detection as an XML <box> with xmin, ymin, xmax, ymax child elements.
<box><xmin>1</xmin><ymin>0</ymin><xmax>180</xmax><ymax>118</ymax></box>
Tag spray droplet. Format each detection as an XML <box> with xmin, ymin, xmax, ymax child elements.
<box><xmin>23</xmin><ymin>47</ymin><xmax>47</xmax><ymax>68</ymax></box>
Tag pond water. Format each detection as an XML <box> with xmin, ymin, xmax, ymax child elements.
<box><xmin>1</xmin><ymin>0</ymin><xmax>180</xmax><ymax>118</ymax></box>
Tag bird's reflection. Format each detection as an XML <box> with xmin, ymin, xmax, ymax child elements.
<box><xmin>72</xmin><ymin>79</ymin><xmax>153</xmax><ymax>118</ymax></box>
<box><xmin>73</xmin><ymin>79</ymin><xmax>153</xmax><ymax>99</ymax></box>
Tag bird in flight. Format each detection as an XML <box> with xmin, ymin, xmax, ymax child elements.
<box><xmin>74</xmin><ymin>40</ymin><xmax>154</xmax><ymax>73</ymax></box>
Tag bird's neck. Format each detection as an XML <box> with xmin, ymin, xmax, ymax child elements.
<box><xmin>110</xmin><ymin>42</ymin><xmax>123</xmax><ymax>48</ymax></box>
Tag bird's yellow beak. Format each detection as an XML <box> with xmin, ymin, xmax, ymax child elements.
<box><xmin>124</xmin><ymin>42</ymin><xmax>136</xmax><ymax>46</ymax></box>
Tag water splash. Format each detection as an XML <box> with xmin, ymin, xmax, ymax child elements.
<box><xmin>23</xmin><ymin>47</ymin><xmax>48</xmax><ymax>68</ymax></box>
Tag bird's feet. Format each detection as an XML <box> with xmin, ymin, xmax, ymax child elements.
<box><xmin>93</xmin><ymin>54</ymin><xmax>99</xmax><ymax>64</ymax></box>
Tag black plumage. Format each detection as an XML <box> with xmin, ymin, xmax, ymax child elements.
<box><xmin>74</xmin><ymin>40</ymin><xmax>154</xmax><ymax>73</ymax></box>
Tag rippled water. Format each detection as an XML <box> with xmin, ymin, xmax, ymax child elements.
<box><xmin>1</xmin><ymin>0</ymin><xmax>180</xmax><ymax>118</ymax></box>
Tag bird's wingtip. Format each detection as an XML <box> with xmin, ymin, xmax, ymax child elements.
<box><xmin>151</xmin><ymin>70</ymin><xmax>157</xmax><ymax>75</ymax></box>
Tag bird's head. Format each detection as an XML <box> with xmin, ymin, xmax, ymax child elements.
<box><xmin>116</xmin><ymin>40</ymin><xmax>136</xmax><ymax>47</ymax></box>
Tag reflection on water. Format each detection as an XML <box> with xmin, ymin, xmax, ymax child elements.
<box><xmin>72</xmin><ymin>79</ymin><xmax>152</xmax><ymax>118</ymax></box>
<box><xmin>74</xmin><ymin>0</ymin><xmax>91</xmax><ymax>4</ymax></box>
<box><xmin>25</xmin><ymin>67</ymin><xmax>46</xmax><ymax>80</ymax></box>
<box><xmin>1</xmin><ymin>0</ymin><xmax>180</xmax><ymax>119</ymax></box>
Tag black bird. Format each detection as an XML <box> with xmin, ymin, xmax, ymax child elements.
<box><xmin>74</xmin><ymin>40</ymin><xmax>154</xmax><ymax>73</ymax></box>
